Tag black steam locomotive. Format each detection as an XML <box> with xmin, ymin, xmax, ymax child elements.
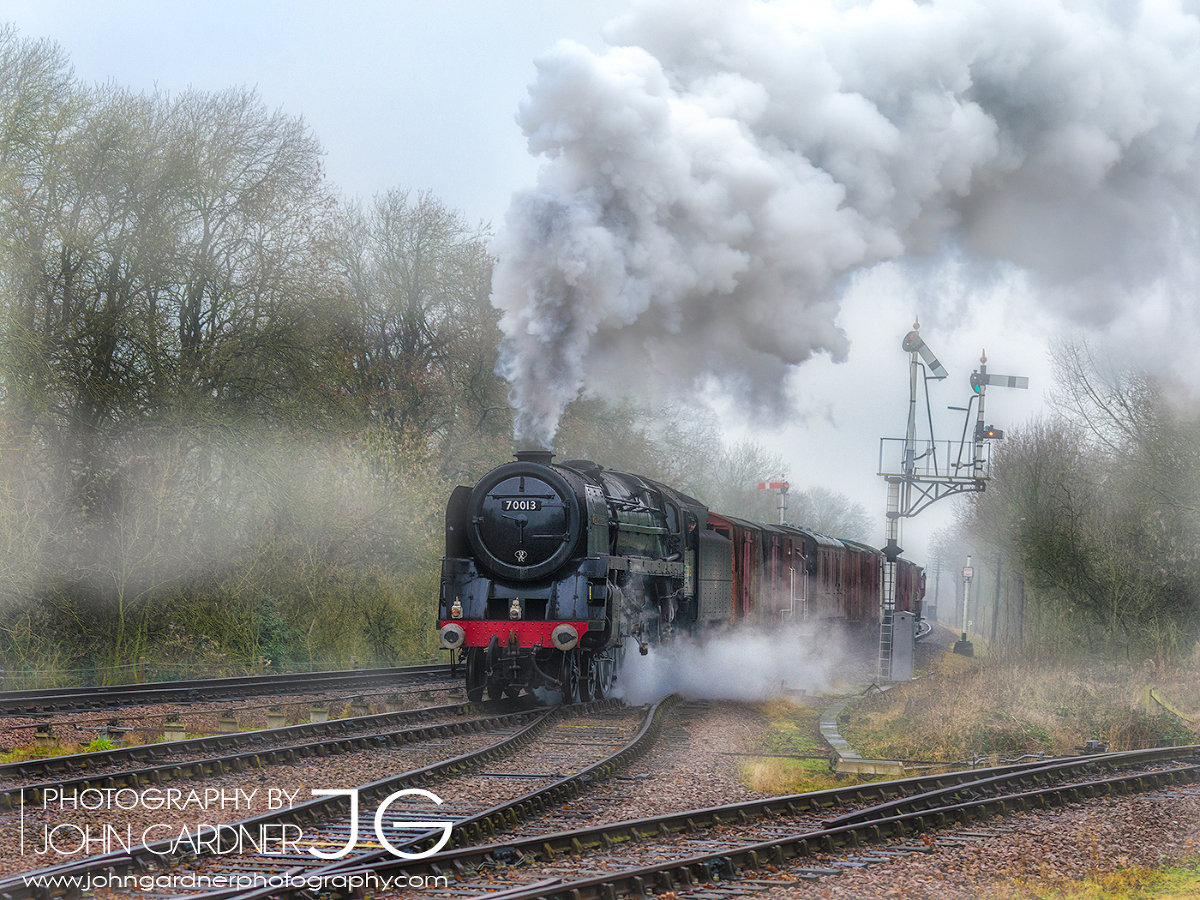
<box><xmin>438</xmin><ymin>450</ymin><xmax>923</xmax><ymax>702</ymax></box>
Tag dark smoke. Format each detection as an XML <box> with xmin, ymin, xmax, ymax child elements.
<box><xmin>492</xmin><ymin>0</ymin><xmax>1200</xmax><ymax>447</ymax></box>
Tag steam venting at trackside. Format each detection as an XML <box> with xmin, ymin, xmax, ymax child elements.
<box><xmin>613</xmin><ymin>624</ymin><xmax>854</xmax><ymax>704</ymax></box>
<box><xmin>492</xmin><ymin>0</ymin><xmax>1200</xmax><ymax>447</ymax></box>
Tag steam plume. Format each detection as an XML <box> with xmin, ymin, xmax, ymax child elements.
<box><xmin>613</xmin><ymin>624</ymin><xmax>853</xmax><ymax>704</ymax></box>
<box><xmin>492</xmin><ymin>0</ymin><xmax>1200</xmax><ymax>446</ymax></box>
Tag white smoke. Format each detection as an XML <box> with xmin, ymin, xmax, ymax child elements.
<box><xmin>492</xmin><ymin>0</ymin><xmax>1200</xmax><ymax>446</ymax></box>
<box><xmin>613</xmin><ymin>624</ymin><xmax>855</xmax><ymax>704</ymax></box>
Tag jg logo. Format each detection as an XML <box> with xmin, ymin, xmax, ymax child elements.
<box><xmin>310</xmin><ymin>788</ymin><xmax>452</xmax><ymax>860</ymax></box>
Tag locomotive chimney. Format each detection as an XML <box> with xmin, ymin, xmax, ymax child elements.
<box><xmin>514</xmin><ymin>448</ymin><xmax>555</xmax><ymax>465</ymax></box>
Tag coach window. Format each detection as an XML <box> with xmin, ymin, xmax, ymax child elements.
<box><xmin>665</xmin><ymin>502</ymin><xmax>680</xmax><ymax>535</ymax></box>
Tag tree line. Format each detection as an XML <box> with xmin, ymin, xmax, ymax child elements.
<box><xmin>947</xmin><ymin>341</ymin><xmax>1200</xmax><ymax>665</ymax></box>
<box><xmin>0</xmin><ymin>28</ymin><xmax>870</xmax><ymax>681</ymax></box>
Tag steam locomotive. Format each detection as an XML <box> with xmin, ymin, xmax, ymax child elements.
<box><xmin>437</xmin><ymin>450</ymin><xmax>924</xmax><ymax>702</ymax></box>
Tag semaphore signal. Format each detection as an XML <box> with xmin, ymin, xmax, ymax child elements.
<box><xmin>968</xmin><ymin>351</ymin><xmax>1027</xmax><ymax>482</ymax></box>
<box><xmin>902</xmin><ymin>328</ymin><xmax>949</xmax><ymax>380</ymax></box>
<box><xmin>876</xmin><ymin>324</ymin><xmax>1028</xmax><ymax>680</ymax></box>
<box><xmin>756</xmin><ymin>476</ymin><xmax>789</xmax><ymax>525</ymax></box>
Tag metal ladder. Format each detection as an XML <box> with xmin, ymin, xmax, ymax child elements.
<box><xmin>878</xmin><ymin>559</ymin><xmax>896</xmax><ymax>680</ymax></box>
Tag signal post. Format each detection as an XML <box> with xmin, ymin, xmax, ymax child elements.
<box><xmin>877</xmin><ymin>324</ymin><xmax>1026</xmax><ymax>679</ymax></box>
<box><xmin>757</xmin><ymin>477</ymin><xmax>790</xmax><ymax>525</ymax></box>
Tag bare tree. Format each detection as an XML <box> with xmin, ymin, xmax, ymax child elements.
<box><xmin>788</xmin><ymin>486</ymin><xmax>874</xmax><ymax>541</ymax></box>
<box><xmin>338</xmin><ymin>190</ymin><xmax>504</xmax><ymax>474</ymax></box>
<box><xmin>0</xmin><ymin>37</ymin><xmax>349</xmax><ymax>673</ymax></box>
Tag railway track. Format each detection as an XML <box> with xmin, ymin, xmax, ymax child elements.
<box><xmin>0</xmin><ymin>697</ymin><xmax>670</xmax><ymax>898</ymax></box>
<box><xmin>299</xmin><ymin>743</ymin><xmax>1200</xmax><ymax>900</ymax></box>
<box><xmin>0</xmin><ymin>664</ymin><xmax>455</xmax><ymax>715</ymax></box>
<box><xmin>0</xmin><ymin>702</ymin><xmax>529</xmax><ymax>807</ymax></box>
<box><xmin>7</xmin><ymin>693</ymin><xmax>1196</xmax><ymax>900</ymax></box>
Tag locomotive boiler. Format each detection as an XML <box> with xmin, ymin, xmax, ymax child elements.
<box><xmin>438</xmin><ymin>450</ymin><xmax>924</xmax><ymax>702</ymax></box>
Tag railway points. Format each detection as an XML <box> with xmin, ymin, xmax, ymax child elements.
<box><xmin>0</xmin><ymin>698</ymin><xmax>660</xmax><ymax>898</ymax></box>
<box><xmin>1</xmin><ymin>690</ymin><xmax>1197</xmax><ymax>899</ymax></box>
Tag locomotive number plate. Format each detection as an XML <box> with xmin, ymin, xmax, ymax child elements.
<box><xmin>502</xmin><ymin>499</ymin><xmax>543</xmax><ymax>511</ymax></box>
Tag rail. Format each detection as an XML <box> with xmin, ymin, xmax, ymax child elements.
<box><xmin>301</xmin><ymin>744</ymin><xmax>1200</xmax><ymax>900</ymax></box>
<box><xmin>0</xmin><ymin>664</ymin><xmax>454</xmax><ymax>714</ymax></box>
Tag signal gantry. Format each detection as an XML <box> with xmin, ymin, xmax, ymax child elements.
<box><xmin>876</xmin><ymin>322</ymin><xmax>1027</xmax><ymax>679</ymax></box>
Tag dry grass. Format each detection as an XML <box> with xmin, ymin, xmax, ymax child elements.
<box><xmin>987</xmin><ymin>865</ymin><xmax>1200</xmax><ymax>900</ymax></box>
<box><xmin>740</xmin><ymin>757</ymin><xmax>847</xmax><ymax>794</ymax></box>
<box><xmin>0</xmin><ymin>735</ymin><xmax>147</xmax><ymax>764</ymax></box>
<box><xmin>740</xmin><ymin>695</ymin><xmax>875</xmax><ymax>793</ymax></box>
<box><xmin>742</xmin><ymin>650</ymin><xmax>1200</xmax><ymax>794</ymax></box>
<box><xmin>841</xmin><ymin>651</ymin><xmax>1200</xmax><ymax>764</ymax></box>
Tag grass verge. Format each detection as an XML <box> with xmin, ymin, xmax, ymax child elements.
<box><xmin>989</xmin><ymin>864</ymin><xmax>1200</xmax><ymax>899</ymax></box>
<box><xmin>841</xmin><ymin>651</ymin><xmax>1199</xmax><ymax>763</ymax></box>
<box><xmin>740</xmin><ymin>696</ymin><xmax>868</xmax><ymax>793</ymax></box>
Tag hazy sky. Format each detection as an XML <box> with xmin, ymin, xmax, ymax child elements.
<box><xmin>6</xmin><ymin>1</ymin><xmax>625</xmax><ymax>226</ymax></box>
<box><xmin>3</xmin><ymin>1</ymin><xmax>1091</xmax><ymax>562</ymax></box>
